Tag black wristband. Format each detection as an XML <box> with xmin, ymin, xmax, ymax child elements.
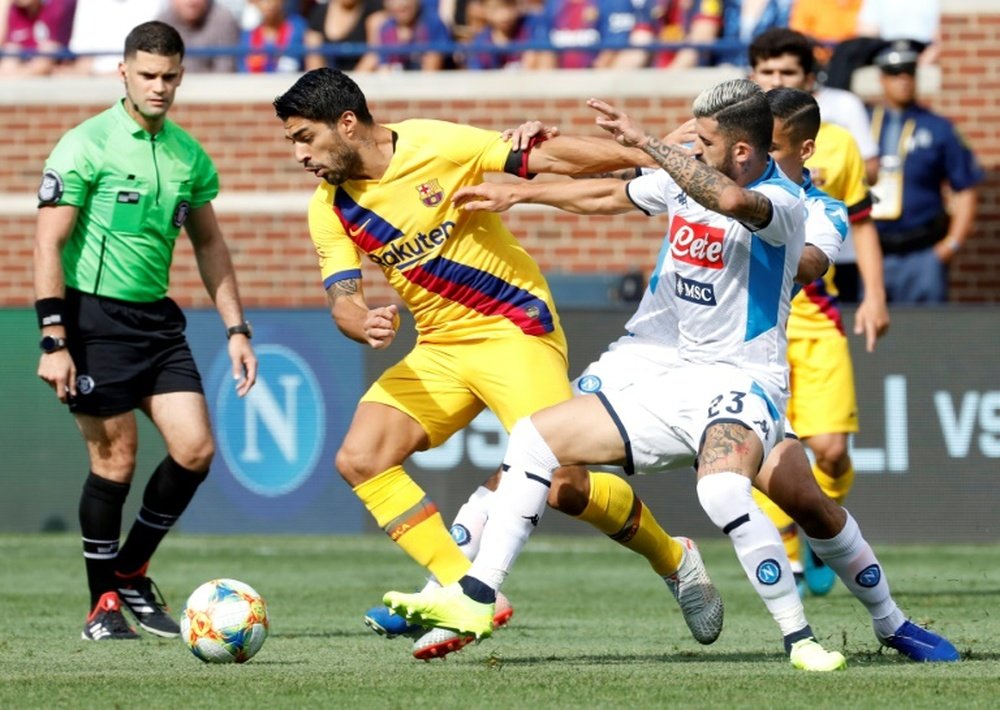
<box><xmin>35</xmin><ymin>297</ymin><xmax>66</xmax><ymax>329</ymax></box>
<box><xmin>226</xmin><ymin>321</ymin><xmax>252</xmax><ymax>340</ymax></box>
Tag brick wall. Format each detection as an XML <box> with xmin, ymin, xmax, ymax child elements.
<box><xmin>1</xmin><ymin>2</ymin><xmax>997</xmax><ymax>307</ymax></box>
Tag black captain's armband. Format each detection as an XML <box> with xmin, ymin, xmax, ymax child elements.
<box><xmin>503</xmin><ymin>135</ymin><xmax>548</xmax><ymax>180</ymax></box>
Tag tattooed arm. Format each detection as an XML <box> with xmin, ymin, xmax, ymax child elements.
<box><xmin>327</xmin><ymin>277</ymin><xmax>399</xmax><ymax>350</ymax></box>
<box><xmin>587</xmin><ymin>99</ymin><xmax>774</xmax><ymax>231</ymax></box>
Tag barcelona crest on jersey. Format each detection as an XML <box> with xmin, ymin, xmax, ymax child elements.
<box><xmin>417</xmin><ymin>179</ymin><xmax>444</xmax><ymax>207</ymax></box>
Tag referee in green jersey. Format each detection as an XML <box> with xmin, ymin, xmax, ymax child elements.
<box><xmin>33</xmin><ymin>21</ymin><xmax>258</xmax><ymax>641</ymax></box>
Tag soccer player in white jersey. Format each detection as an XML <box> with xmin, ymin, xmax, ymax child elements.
<box><xmin>385</xmin><ymin>79</ymin><xmax>855</xmax><ymax>671</ymax></box>
<box><xmin>390</xmin><ymin>87</ymin><xmax>960</xmax><ymax>666</ymax></box>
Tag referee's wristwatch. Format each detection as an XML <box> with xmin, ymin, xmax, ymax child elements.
<box><xmin>226</xmin><ymin>321</ymin><xmax>253</xmax><ymax>340</ymax></box>
<box><xmin>39</xmin><ymin>334</ymin><xmax>67</xmax><ymax>353</ymax></box>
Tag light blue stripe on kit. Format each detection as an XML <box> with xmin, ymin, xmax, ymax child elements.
<box><xmin>648</xmin><ymin>233</ymin><xmax>672</xmax><ymax>294</ymax></box>
<box><xmin>806</xmin><ymin>181</ymin><xmax>849</xmax><ymax>241</ymax></box>
<box><xmin>747</xmin><ymin>158</ymin><xmax>800</xmax><ymax>199</ymax></box>
<box><xmin>745</xmin><ymin>235</ymin><xmax>785</xmax><ymax>341</ymax></box>
<box><xmin>750</xmin><ymin>381</ymin><xmax>780</xmax><ymax>422</ymax></box>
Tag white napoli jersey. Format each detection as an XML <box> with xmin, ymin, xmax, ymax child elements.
<box><xmin>620</xmin><ymin>172</ymin><xmax>843</xmax><ymax>348</ymax></box>
<box><xmin>622</xmin><ymin>159</ymin><xmax>806</xmax><ymax>405</ymax></box>
<box><xmin>802</xmin><ymin>170</ymin><xmax>849</xmax><ymax>267</ymax></box>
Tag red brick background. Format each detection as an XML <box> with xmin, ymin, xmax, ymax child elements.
<box><xmin>1</xmin><ymin>7</ymin><xmax>997</xmax><ymax>307</ymax></box>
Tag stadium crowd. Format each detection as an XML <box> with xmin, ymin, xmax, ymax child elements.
<box><xmin>1</xmin><ymin>0</ymin><xmax>941</xmax><ymax>77</ymax></box>
<box><xmin>4</xmin><ymin>1</ymin><xmax>980</xmax><ymax>308</ymax></box>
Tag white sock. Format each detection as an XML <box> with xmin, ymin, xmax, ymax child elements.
<box><xmin>467</xmin><ymin>417</ymin><xmax>559</xmax><ymax>590</ymax></box>
<box><xmin>420</xmin><ymin>485</ymin><xmax>494</xmax><ymax>593</ymax></box>
<box><xmin>805</xmin><ymin>510</ymin><xmax>906</xmax><ymax>639</ymax></box>
<box><xmin>697</xmin><ymin>472</ymin><xmax>809</xmax><ymax>639</ymax></box>
<box><xmin>450</xmin><ymin>485</ymin><xmax>493</xmax><ymax>561</ymax></box>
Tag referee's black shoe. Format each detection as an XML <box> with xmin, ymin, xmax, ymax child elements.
<box><xmin>81</xmin><ymin>592</ymin><xmax>140</xmax><ymax>641</ymax></box>
<box><xmin>117</xmin><ymin>576</ymin><xmax>181</xmax><ymax>637</ymax></box>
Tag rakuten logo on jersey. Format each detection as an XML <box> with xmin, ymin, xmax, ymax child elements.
<box><xmin>669</xmin><ymin>215</ymin><xmax>724</xmax><ymax>269</ymax></box>
<box><xmin>674</xmin><ymin>274</ymin><xmax>717</xmax><ymax>306</ymax></box>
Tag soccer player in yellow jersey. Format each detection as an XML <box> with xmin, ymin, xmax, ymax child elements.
<box><xmin>272</xmin><ymin>68</ymin><xmax>722</xmax><ymax>657</ymax></box>
<box><xmin>748</xmin><ymin>30</ymin><xmax>890</xmax><ymax>595</ymax></box>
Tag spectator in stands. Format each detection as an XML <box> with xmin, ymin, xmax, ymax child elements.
<box><xmin>825</xmin><ymin>0</ymin><xmax>939</xmax><ymax>90</ymax></box>
<box><xmin>158</xmin><ymin>0</ymin><xmax>241</xmax><ymax>73</ymax></box>
<box><xmin>533</xmin><ymin>0</ymin><xmax>642</xmax><ymax>69</ymax></box>
<box><xmin>439</xmin><ymin>0</ymin><xmax>487</xmax><ymax>41</ymax></box>
<box><xmin>1</xmin><ymin>0</ymin><xmax>76</xmax><ymax>76</ymax></box>
<box><xmin>0</xmin><ymin>0</ymin><xmax>10</xmax><ymax>43</ymax></box>
<box><xmin>788</xmin><ymin>0</ymin><xmax>861</xmax><ymax>66</ymax></box>
<box><xmin>288</xmin><ymin>0</ymin><xmax>320</xmax><ymax>17</ymax></box>
<box><xmin>240</xmin><ymin>0</ymin><xmax>305</xmax><ymax>72</ymax></box>
<box><xmin>462</xmin><ymin>0</ymin><xmax>544</xmax><ymax>70</ymax></box>
<box><xmin>303</xmin><ymin>0</ymin><xmax>382</xmax><ymax>71</ymax></box>
<box><xmin>869</xmin><ymin>40</ymin><xmax>983</xmax><ymax>303</ymax></box>
<box><xmin>620</xmin><ymin>0</ymin><xmax>721</xmax><ymax>70</ymax></box>
<box><xmin>356</xmin><ymin>0</ymin><xmax>451</xmax><ymax>72</ymax></box>
<box><xmin>714</xmin><ymin>0</ymin><xmax>791</xmax><ymax>66</ymax></box>
<box><xmin>857</xmin><ymin>0</ymin><xmax>939</xmax><ymax>65</ymax></box>
<box><xmin>221</xmin><ymin>0</ymin><xmax>251</xmax><ymax>23</ymax></box>
<box><xmin>65</xmin><ymin>0</ymin><xmax>157</xmax><ymax>74</ymax></box>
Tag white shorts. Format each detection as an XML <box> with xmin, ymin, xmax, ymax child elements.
<box><xmin>572</xmin><ymin>336</ymin><xmax>783</xmax><ymax>475</ymax></box>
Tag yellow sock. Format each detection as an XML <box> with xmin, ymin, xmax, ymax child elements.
<box><xmin>813</xmin><ymin>462</ymin><xmax>855</xmax><ymax>505</ymax></box>
<box><xmin>752</xmin><ymin>487</ymin><xmax>800</xmax><ymax>566</ymax></box>
<box><xmin>353</xmin><ymin>465</ymin><xmax>470</xmax><ymax>586</ymax></box>
<box><xmin>577</xmin><ymin>471</ymin><xmax>684</xmax><ymax>576</ymax></box>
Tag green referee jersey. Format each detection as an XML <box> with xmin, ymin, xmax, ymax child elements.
<box><xmin>38</xmin><ymin>99</ymin><xmax>220</xmax><ymax>302</ymax></box>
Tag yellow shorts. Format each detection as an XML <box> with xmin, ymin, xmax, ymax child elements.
<box><xmin>362</xmin><ymin>334</ymin><xmax>571</xmax><ymax>448</ymax></box>
<box><xmin>786</xmin><ymin>335</ymin><xmax>858</xmax><ymax>438</ymax></box>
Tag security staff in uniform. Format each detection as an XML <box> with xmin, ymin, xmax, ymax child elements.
<box><xmin>34</xmin><ymin>21</ymin><xmax>258</xmax><ymax>641</ymax></box>
<box><xmin>869</xmin><ymin>40</ymin><xmax>984</xmax><ymax>303</ymax></box>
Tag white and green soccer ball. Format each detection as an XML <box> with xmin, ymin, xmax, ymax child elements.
<box><xmin>180</xmin><ymin>579</ymin><xmax>269</xmax><ymax>663</ymax></box>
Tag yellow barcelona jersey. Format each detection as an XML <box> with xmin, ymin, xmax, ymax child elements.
<box><xmin>308</xmin><ymin>119</ymin><xmax>564</xmax><ymax>347</ymax></box>
<box><xmin>790</xmin><ymin>123</ymin><xmax>873</xmax><ymax>339</ymax></box>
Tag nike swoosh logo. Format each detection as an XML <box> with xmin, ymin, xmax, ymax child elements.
<box><xmin>348</xmin><ymin>219</ymin><xmax>372</xmax><ymax>238</ymax></box>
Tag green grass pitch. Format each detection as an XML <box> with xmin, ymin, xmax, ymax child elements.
<box><xmin>2</xmin><ymin>533</ymin><xmax>999</xmax><ymax>708</ymax></box>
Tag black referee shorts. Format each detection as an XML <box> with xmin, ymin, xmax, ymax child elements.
<box><xmin>65</xmin><ymin>288</ymin><xmax>204</xmax><ymax>417</ymax></box>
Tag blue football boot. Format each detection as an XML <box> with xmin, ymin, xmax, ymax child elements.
<box><xmin>878</xmin><ymin>620</ymin><xmax>961</xmax><ymax>662</ymax></box>
<box><xmin>803</xmin><ymin>541</ymin><xmax>837</xmax><ymax>596</ymax></box>
<box><xmin>363</xmin><ymin>605</ymin><xmax>421</xmax><ymax>638</ymax></box>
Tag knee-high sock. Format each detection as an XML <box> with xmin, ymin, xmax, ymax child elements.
<box><xmin>354</xmin><ymin>465</ymin><xmax>470</xmax><ymax>586</ymax></box>
<box><xmin>804</xmin><ymin>510</ymin><xmax>905</xmax><ymax>638</ymax></box>
<box><xmin>814</xmin><ymin>462</ymin><xmax>855</xmax><ymax>505</ymax></box>
<box><xmin>698</xmin><ymin>472</ymin><xmax>810</xmax><ymax>647</ymax></box>
<box><xmin>468</xmin><ymin>418</ymin><xmax>559</xmax><ymax>590</ymax></box>
<box><xmin>751</xmin><ymin>487</ymin><xmax>801</xmax><ymax>569</ymax></box>
<box><xmin>116</xmin><ymin>456</ymin><xmax>207</xmax><ymax>578</ymax></box>
<box><xmin>79</xmin><ymin>472</ymin><xmax>130</xmax><ymax>607</ymax></box>
<box><xmin>577</xmin><ymin>472</ymin><xmax>684</xmax><ymax>576</ymax></box>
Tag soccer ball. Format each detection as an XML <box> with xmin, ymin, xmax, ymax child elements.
<box><xmin>180</xmin><ymin>579</ymin><xmax>269</xmax><ymax>663</ymax></box>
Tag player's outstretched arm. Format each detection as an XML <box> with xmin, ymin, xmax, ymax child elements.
<box><xmin>525</xmin><ymin>134</ymin><xmax>657</xmax><ymax>176</ymax></box>
<box><xmin>588</xmin><ymin>98</ymin><xmax>773</xmax><ymax>230</ymax></box>
<box><xmin>453</xmin><ymin>177</ymin><xmax>634</xmax><ymax>215</ymax></box>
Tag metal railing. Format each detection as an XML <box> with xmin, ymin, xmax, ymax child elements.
<box><xmin>0</xmin><ymin>38</ymin><xmax>753</xmax><ymax>64</ymax></box>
